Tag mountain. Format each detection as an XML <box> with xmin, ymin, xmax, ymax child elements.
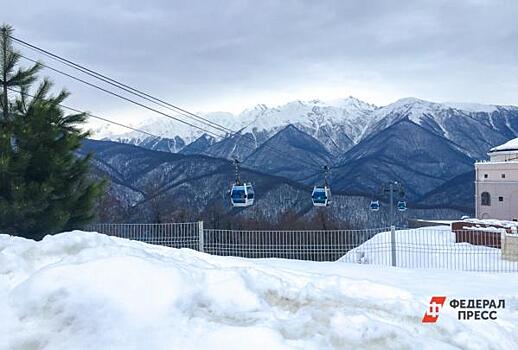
<box><xmin>94</xmin><ymin>111</ymin><xmax>236</xmax><ymax>153</ymax></box>
<box><xmin>363</xmin><ymin>98</ymin><xmax>518</xmax><ymax>159</ymax></box>
<box><xmin>179</xmin><ymin>134</ymin><xmax>216</xmax><ymax>155</ymax></box>
<box><xmin>416</xmin><ymin>171</ymin><xmax>475</xmax><ymax>213</ymax></box>
<box><xmin>201</xmin><ymin>131</ymin><xmax>270</xmax><ymax>160</ymax></box>
<box><xmin>108</xmin><ymin>135</ymin><xmax>186</xmax><ymax>153</ymax></box>
<box><xmin>95</xmin><ymin>97</ymin><xmax>377</xmax><ymax>156</ymax></box>
<box><xmin>243</xmin><ymin>125</ymin><xmax>332</xmax><ymax>183</ymax></box>
<box><xmin>332</xmin><ymin>119</ymin><xmax>475</xmax><ymax>200</ymax></box>
<box><xmin>234</xmin><ymin>97</ymin><xmax>376</xmax><ymax>155</ymax></box>
<box><xmin>80</xmin><ymin>139</ymin><xmax>468</xmax><ymax>227</ymax></box>
<box><xmin>95</xmin><ymin>96</ymin><xmax>518</xmax><ymax>161</ymax></box>
<box><xmin>87</xmin><ymin>96</ymin><xmax>518</xmax><ymax>215</ymax></box>
<box><xmin>79</xmin><ymin>138</ymin><xmax>316</xmax><ymax>222</ymax></box>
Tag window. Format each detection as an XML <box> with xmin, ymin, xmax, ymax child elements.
<box><xmin>481</xmin><ymin>192</ymin><xmax>491</xmax><ymax>206</ymax></box>
<box><xmin>484</xmin><ymin>174</ymin><xmax>488</xmax><ymax>178</ymax></box>
<box><xmin>499</xmin><ymin>196</ymin><xmax>504</xmax><ymax>202</ymax></box>
<box><xmin>502</xmin><ymin>174</ymin><xmax>506</xmax><ymax>179</ymax></box>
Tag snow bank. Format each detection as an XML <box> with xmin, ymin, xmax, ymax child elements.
<box><xmin>1</xmin><ymin>231</ymin><xmax>518</xmax><ymax>349</ymax></box>
<box><xmin>340</xmin><ymin>226</ymin><xmax>518</xmax><ymax>271</ymax></box>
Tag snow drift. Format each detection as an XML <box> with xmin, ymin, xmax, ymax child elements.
<box><xmin>1</xmin><ymin>231</ymin><xmax>518</xmax><ymax>349</ymax></box>
<box><xmin>340</xmin><ymin>226</ymin><xmax>518</xmax><ymax>271</ymax></box>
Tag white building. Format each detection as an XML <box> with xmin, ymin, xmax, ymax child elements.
<box><xmin>475</xmin><ymin>138</ymin><xmax>518</xmax><ymax>220</ymax></box>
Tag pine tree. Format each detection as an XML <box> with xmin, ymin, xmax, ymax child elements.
<box><xmin>0</xmin><ymin>24</ymin><xmax>41</xmax><ymax>213</ymax></box>
<box><xmin>0</xmin><ymin>24</ymin><xmax>105</xmax><ymax>239</ymax></box>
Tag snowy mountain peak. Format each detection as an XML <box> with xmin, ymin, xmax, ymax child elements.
<box><xmin>393</xmin><ymin>96</ymin><xmax>427</xmax><ymax>104</ymax></box>
<box><xmin>327</xmin><ymin>96</ymin><xmax>378</xmax><ymax>111</ymax></box>
<box><xmin>94</xmin><ymin>96</ymin><xmax>518</xmax><ymax>159</ymax></box>
<box><xmin>443</xmin><ymin>102</ymin><xmax>499</xmax><ymax>113</ymax></box>
<box><xmin>235</xmin><ymin>97</ymin><xmax>378</xmax><ymax>147</ymax></box>
<box><xmin>387</xmin><ymin>97</ymin><xmax>505</xmax><ymax>115</ymax></box>
<box><xmin>247</xmin><ymin>103</ymin><xmax>268</xmax><ymax>112</ymax></box>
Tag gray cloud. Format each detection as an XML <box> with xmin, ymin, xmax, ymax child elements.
<box><xmin>4</xmin><ymin>0</ymin><xmax>518</xmax><ymax>121</ymax></box>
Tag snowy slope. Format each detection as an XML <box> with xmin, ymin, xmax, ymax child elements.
<box><xmin>2</xmin><ymin>231</ymin><xmax>518</xmax><ymax>349</ymax></box>
<box><xmin>236</xmin><ymin>97</ymin><xmax>377</xmax><ymax>146</ymax></box>
<box><xmin>365</xmin><ymin>97</ymin><xmax>507</xmax><ymax>132</ymax></box>
<box><xmin>333</xmin><ymin>120</ymin><xmax>475</xmax><ymax>199</ymax></box>
<box><xmin>363</xmin><ymin>97</ymin><xmax>518</xmax><ymax>158</ymax></box>
<box><xmin>95</xmin><ymin>96</ymin><xmax>518</xmax><ymax>159</ymax></box>
<box><xmin>341</xmin><ymin>226</ymin><xmax>518</xmax><ymax>271</ymax></box>
<box><xmin>103</xmin><ymin>111</ymin><xmax>237</xmax><ymax>146</ymax></box>
<box><xmin>95</xmin><ymin>97</ymin><xmax>377</xmax><ymax>155</ymax></box>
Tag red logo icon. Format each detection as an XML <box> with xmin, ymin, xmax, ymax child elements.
<box><xmin>422</xmin><ymin>296</ymin><xmax>447</xmax><ymax>323</ymax></box>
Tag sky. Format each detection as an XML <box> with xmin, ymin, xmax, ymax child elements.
<box><xmin>3</xmin><ymin>0</ymin><xmax>518</xmax><ymax>128</ymax></box>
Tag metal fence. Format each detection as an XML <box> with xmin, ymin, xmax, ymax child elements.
<box><xmin>203</xmin><ymin>228</ymin><xmax>384</xmax><ymax>261</ymax></box>
<box><xmin>85</xmin><ymin>222</ymin><xmax>202</xmax><ymax>251</ymax></box>
<box><xmin>85</xmin><ymin>222</ymin><xmax>518</xmax><ymax>272</ymax></box>
<box><xmin>341</xmin><ymin>227</ymin><xmax>518</xmax><ymax>272</ymax></box>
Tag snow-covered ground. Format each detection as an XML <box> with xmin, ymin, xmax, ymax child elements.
<box><xmin>1</xmin><ymin>231</ymin><xmax>518</xmax><ymax>349</ymax></box>
<box><xmin>341</xmin><ymin>226</ymin><xmax>518</xmax><ymax>271</ymax></box>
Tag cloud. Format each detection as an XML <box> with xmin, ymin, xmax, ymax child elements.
<box><xmin>4</xmin><ymin>0</ymin><xmax>518</xmax><ymax>122</ymax></box>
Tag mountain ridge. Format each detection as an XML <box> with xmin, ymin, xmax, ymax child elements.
<box><xmin>95</xmin><ymin>96</ymin><xmax>518</xmax><ymax>161</ymax></box>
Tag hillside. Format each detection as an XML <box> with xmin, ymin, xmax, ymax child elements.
<box><xmin>332</xmin><ymin>120</ymin><xmax>475</xmax><ymax>199</ymax></box>
<box><xmin>243</xmin><ymin>125</ymin><xmax>332</xmax><ymax>184</ymax></box>
<box><xmin>80</xmin><ymin>139</ymin><xmax>468</xmax><ymax>227</ymax></box>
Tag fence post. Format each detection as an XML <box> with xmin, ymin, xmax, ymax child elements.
<box><xmin>198</xmin><ymin>221</ymin><xmax>205</xmax><ymax>253</ymax></box>
<box><xmin>390</xmin><ymin>225</ymin><xmax>396</xmax><ymax>267</ymax></box>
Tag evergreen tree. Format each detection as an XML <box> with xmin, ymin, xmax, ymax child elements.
<box><xmin>0</xmin><ymin>24</ymin><xmax>105</xmax><ymax>239</ymax></box>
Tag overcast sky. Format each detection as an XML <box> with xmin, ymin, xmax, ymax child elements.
<box><xmin>4</xmin><ymin>0</ymin><xmax>518</xmax><ymax>126</ymax></box>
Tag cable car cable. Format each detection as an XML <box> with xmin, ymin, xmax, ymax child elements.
<box><xmin>10</xmin><ymin>35</ymin><xmax>232</xmax><ymax>136</ymax></box>
<box><xmin>12</xmin><ymin>37</ymin><xmax>323</xmax><ymax>171</ymax></box>
<box><xmin>17</xmin><ymin>55</ymin><xmax>223</xmax><ymax>139</ymax></box>
<box><xmin>7</xmin><ymin>87</ymin><xmax>162</xmax><ymax>139</ymax></box>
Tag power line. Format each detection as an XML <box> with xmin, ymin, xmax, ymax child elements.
<box><xmin>7</xmin><ymin>86</ymin><xmax>161</xmax><ymax>139</ymax></box>
<box><xmin>12</xmin><ymin>36</ymin><xmax>323</xmax><ymax>171</ymax></box>
<box><xmin>17</xmin><ymin>54</ymin><xmax>223</xmax><ymax>139</ymax></box>
<box><xmin>11</xmin><ymin>36</ymin><xmax>234</xmax><ymax>135</ymax></box>
<box><xmin>7</xmin><ymin>86</ymin><xmax>327</xmax><ymax>183</ymax></box>
<box><xmin>11</xmin><ymin>36</ymin><xmax>324</xmax><ymax>171</ymax></box>
<box><xmin>22</xmin><ymin>55</ymin><xmax>323</xmax><ymax>172</ymax></box>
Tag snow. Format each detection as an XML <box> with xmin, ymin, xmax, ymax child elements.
<box><xmin>380</xmin><ymin>98</ymin><xmax>501</xmax><ymax>119</ymax></box>
<box><xmin>462</xmin><ymin>218</ymin><xmax>518</xmax><ymax>229</ymax></box>
<box><xmin>443</xmin><ymin>102</ymin><xmax>498</xmax><ymax>114</ymax></box>
<box><xmin>340</xmin><ymin>226</ymin><xmax>518</xmax><ymax>271</ymax></box>
<box><xmin>93</xmin><ymin>97</ymin><xmax>378</xmax><ymax>144</ymax></box>
<box><xmin>91</xmin><ymin>96</ymin><xmax>516</xmax><ymax>154</ymax></box>
<box><xmin>490</xmin><ymin>137</ymin><xmax>518</xmax><ymax>152</ymax></box>
<box><xmin>2</xmin><ymin>230</ymin><xmax>518</xmax><ymax>349</ymax></box>
<box><xmin>223</xmin><ymin>97</ymin><xmax>378</xmax><ymax>143</ymax></box>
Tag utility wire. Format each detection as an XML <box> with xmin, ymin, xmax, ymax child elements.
<box><xmin>7</xmin><ymin>86</ymin><xmax>327</xmax><ymax>183</ymax></box>
<box><xmin>20</xmin><ymin>55</ymin><xmax>324</xmax><ymax>172</ymax></box>
<box><xmin>9</xmin><ymin>82</ymin><xmax>322</xmax><ymax>173</ymax></box>
<box><xmin>13</xmin><ymin>36</ymin><xmax>324</xmax><ymax>171</ymax></box>
<box><xmin>18</xmin><ymin>54</ymin><xmax>223</xmax><ymax>139</ymax></box>
<box><xmin>11</xmin><ymin>36</ymin><xmax>324</xmax><ymax>171</ymax></box>
<box><xmin>11</xmin><ymin>36</ymin><xmax>233</xmax><ymax>135</ymax></box>
<box><xmin>7</xmin><ymin>86</ymin><xmax>161</xmax><ymax>139</ymax></box>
